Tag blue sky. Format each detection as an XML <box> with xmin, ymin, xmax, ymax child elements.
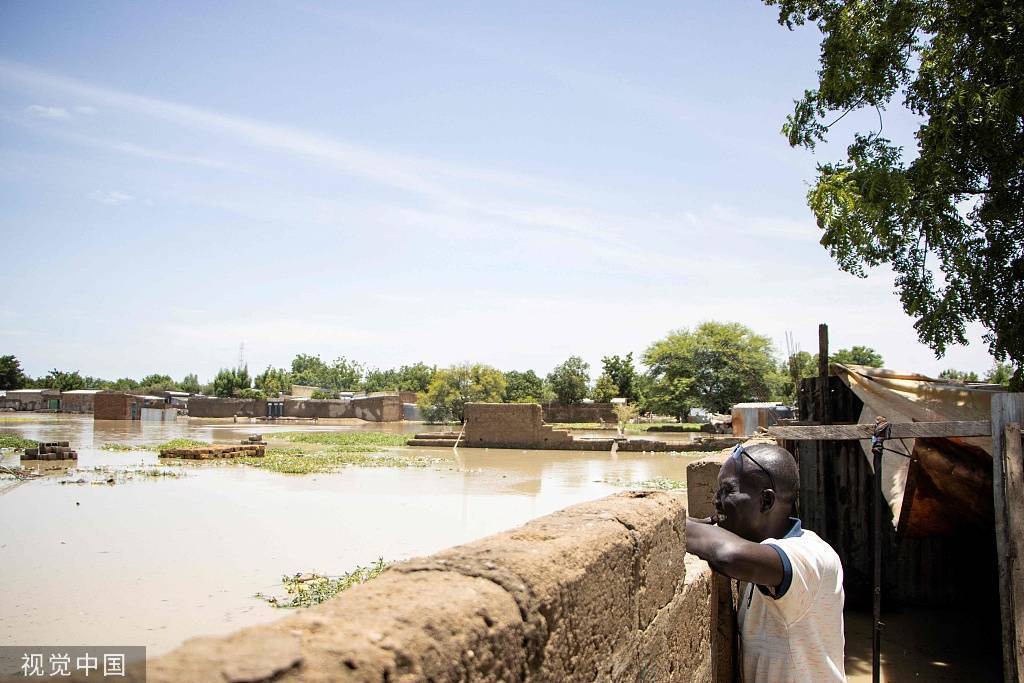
<box><xmin>0</xmin><ymin>1</ymin><xmax>994</xmax><ymax>382</ymax></box>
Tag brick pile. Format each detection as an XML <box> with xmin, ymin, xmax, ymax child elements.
<box><xmin>159</xmin><ymin>444</ymin><xmax>265</xmax><ymax>459</ymax></box>
<box><xmin>24</xmin><ymin>441</ymin><xmax>78</xmax><ymax>460</ymax></box>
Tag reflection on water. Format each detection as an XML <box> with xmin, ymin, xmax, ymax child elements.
<box><xmin>0</xmin><ymin>415</ymin><xmax>699</xmax><ymax>658</ymax></box>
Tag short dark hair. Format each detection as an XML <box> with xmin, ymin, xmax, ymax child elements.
<box><xmin>736</xmin><ymin>443</ymin><xmax>799</xmax><ymax>505</ymax></box>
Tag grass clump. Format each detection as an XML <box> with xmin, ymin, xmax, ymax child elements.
<box><xmin>0</xmin><ymin>433</ymin><xmax>37</xmax><ymax>450</ymax></box>
<box><xmin>604</xmin><ymin>476</ymin><xmax>686</xmax><ymax>491</ymax></box>
<box><xmin>257</xmin><ymin>559</ymin><xmax>390</xmax><ymax>608</ymax></box>
<box><xmin>238</xmin><ymin>446</ymin><xmax>446</xmax><ymax>474</ymax></box>
<box><xmin>155</xmin><ymin>438</ymin><xmax>210</xmax><ymax>451</ymax></box>
<box><xmin>273</xmin><ymin>431</ymin><xmax>408</xmax><ymax>449</ymax></box>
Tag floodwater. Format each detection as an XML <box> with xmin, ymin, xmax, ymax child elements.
<box><xmin>0</xmin><ymin>414</ymin><xmax>699</xmax><ymax>664</ymax></box>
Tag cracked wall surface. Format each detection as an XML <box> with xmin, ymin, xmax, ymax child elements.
<box><xmin>102</xmin><ymin>491</ymin><xmax>712</xmax><ymax>683</ymax></box>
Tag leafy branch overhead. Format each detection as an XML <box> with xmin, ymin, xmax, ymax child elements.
<box><xmin>767</xmin><ymin>0</ymin><xmax>1023</xmax><ymax>388</ymax></box>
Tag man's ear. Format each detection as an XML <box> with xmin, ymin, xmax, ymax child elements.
<box><xmin>760</xmin><ymin>489</ymin><xmax>776</xmax><ymax>513</ymax></box>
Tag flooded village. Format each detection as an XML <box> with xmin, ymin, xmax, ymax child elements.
<box><xmin>3</xmin><ymin>1</ymin><xmax>1023</xmax><ymax>682</ymax></box>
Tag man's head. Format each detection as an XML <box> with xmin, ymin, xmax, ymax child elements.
<box><xmin>714</xmin><ymin>443</ymin><xmax>799</xmax><ymax>542</ymax></box>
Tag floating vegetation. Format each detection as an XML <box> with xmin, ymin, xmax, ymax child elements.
<box><xmin>272</xmin><ymin>431</ymin><xmax>409</xmax><ymax>449</ymax></box>
<box><xmin>58</xmin><ymin>465</ymin><xmax>187</xmax><ymax>485</ymax></box>
<box><xmin>0</xmin><ymin>433</ymin><xmax>38</xmax><ymax>450</ymax></box>
<box><xmin>237</xmin><ymin>446</ymin><xmax>447</xmax><ymax>475</ymax></box>
<box><xmin>256</xmin><ymin>559</ymin><xmax>390</xmax><ymax>608</ymax></box>
<box><xmin>0</xmin><ymin>417</ymin><xmax>36</xmax><ymax>423</ymax></box>
<box><xmin>102</xmin><ymin>438</ymin><xmax>210</xmax><ymax>452</ymax></box>
<box><xmin>603</xmin><ymin>476</ymin><xmax>687</xmax><ymax>491</ymax></box>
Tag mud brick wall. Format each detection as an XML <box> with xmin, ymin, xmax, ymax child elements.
<box><xmin>94</xmin><ymin>392</ymin><xmax>138</xmax><ymax>420</ymax></box>
<box><xmin>350</xmin><ymin>395</ymin><xmax>402</xmax><ymax>422</ymax></box>
<box><xmin>112</xmin><ymin>491</ymin><xmax>712</xmax><ymax>683</ymax></box>
<box><xmin>279</xmin><ymin>396</ymin><xmax>402</xmax><ymax>421</ymax></box>
<box><xmin>187</xmin><ymin>397</ymin><xmax>267</xmax><ymax>418</ymax></box>
<box><xmin>542</xmin><ymin>402</ymin><xmax>618</xmax><ymax>423</ymax></box>
<box><xmin>59</xmin><ymin>394</ymin><xmax>95</xmax><ymax>413</ymax></box>
<box><xmin>686</xmin><ymin>452</ymin><xmax>730</xmax><ymax>518</ymax></box>
<box><xmin>465</xmin><ymin>402</ymin><xmax>545</xmax><ymax>446</ymax></box>
<box><xmin>283</xmin><ymin>399</ymin><xmax>350</xmax><ymax>419</ymax></box>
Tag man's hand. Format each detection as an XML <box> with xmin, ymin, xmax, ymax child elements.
<box><xmin>685</xmin><ymin>517</ymin><xmax>784</xmax><ymax>588</ymax></box>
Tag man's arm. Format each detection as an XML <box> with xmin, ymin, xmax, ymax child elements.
<box><xmin>685</xmin><ymin>517</ymin><xmax>785</xmax><ymax>588</ymax></box>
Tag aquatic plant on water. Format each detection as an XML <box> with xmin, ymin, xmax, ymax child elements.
<box><xmin>0</xmin><ymin>433</ymin><xmax>38</xmax><ymax>450</ymax></box>
<box><xmin>256</xmin><ymin>559</ymin><xmax>391</xmax><ymax>608</ymax></box>
<box><xmin>101</xmin><ymin>439</ymin><xmax>210</xmax><ymax>452</ymax></box>
<box><xmin>603</xmin><ymin>476</ymin><xmax>686</xmax><ymax>491</ymax></box>
<box><xmin>273</xmin><ymin>432</ymin><xmax>408</xmax><ymax>448</ymax></box>
<box><xmin>237</xmin><ymin>446</ymin><xmax>448</xmax><ymax>475</ymax></box>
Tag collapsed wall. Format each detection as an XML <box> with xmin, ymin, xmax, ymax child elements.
<box><xmin>116</xmin><ymin>491</ymin><xmax>712</xmax><ymax>682</ymax></box>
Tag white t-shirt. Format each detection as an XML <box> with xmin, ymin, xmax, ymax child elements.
<box><xmin>737</xmin><ymin>519</ymin><xmax>845</xmax><ymax>682</ymax></box>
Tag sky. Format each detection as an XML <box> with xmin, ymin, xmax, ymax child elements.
<box><xmin>0</xmin><ymin>1</ymin><xmax>997</xmax><ymax>382</ymax></box>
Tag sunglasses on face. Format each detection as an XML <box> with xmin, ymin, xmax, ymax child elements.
<box><xmin>731</xmin><ymin>444</ymin><xmax>776</xmax><ymax>492</ymax></box>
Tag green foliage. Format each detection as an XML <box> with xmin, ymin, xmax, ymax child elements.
<box><xmin>418</xmin><ymin>363</ymin><xmax>507</xmax><ymax>423</ymax></box>
<box><xmin>290</xmin><ymin>354</ymin><xmax>363</xmax><ymax>391</ymax></box>
<box><xmin>591</xmin><ymin>373</ymin><xmax>619</xmax><ymax>403</ymax></box>
<box><xmin>546</xmin><ymin>356</ymin><xmax>591</xmax><ymax>404</ymax></box>
<box><xmin>0</xmin><ymin>433</ymin><xmax>37</xmax><ymax>450</ymax></box>
<box><xmin>502</xmin><ymin>369</ymin><xmax>547</xmax><ymax>403</ymax></box>
<box><xmin>362</xmin><ymin>363</ymin><xmax>435</xmax><ymax>394</ymax></box>
<box><xmin>601</xmin><ymin>353</ymin><xmax>639</xmax><ymax>402</ymax></box>
<box><xmin>139</xmin><ymin>374</ymin><xmax>175</xmax><ymax>389</ymax></box>
<box><xmin>254</xmin><ymin>366</ymin><xmax>292</xmax><ymax>397</ymax></box>
<box><xmin>107</xmin><ymin>377</ymin><xmax>140</xmax><ymax>391</ymax></box>
<box><xmin>938</xmin><ymin>368</ymin><xmax>980</xmax><ymax>382</ymax></box>
<box><xmin>38</xmin><ymin>369</ymin><xmax>86</xmax><ymax>392</ymax></box>
<box><xmin>767</xmin><ymin>0</ymin><xmax>1024</xmax><ymax>389</ymax></box>
<box><xmin>275</xmin><ymin>431</ymin><xmax>409</xmax><ymax>448</ymax></box>
<box><xmin>237</xmin><ymin>388</ymin><xmax>267</xmax><ymax>400</ymax></box>
<box><xmin>644</xmin><ymin>321</ymin><xmax>778</xmax><ymax>415</ymax></box>
<box><xmin>310</xmin><ymin>389</ymin><xmax>339</xmax><ymax>400</ymax></box>
<box><xmin>156</xmin><ymin>438</ymin><xmax>210</xmax><ymax>451</ymax></box>
<box><xmin>830</xmin><ymin>346</ymin><xmax>884</xmax><ymax>368</ymax></box>
<box><xmin>212</xmin><ymin>367</ymin><xmax>252</xmax><ymax>397</ymax></box>
<box><xmin>985</xmin><ymin>362</ymin><xmax>1013</xmax><ymax>387</ymax></box>
<box><xmin>257</xmin><ymin>559</ymin><xmax>390</xmax><ymax>608</ymax></box>
<box><xmin>0</xmin><ymin>355</ymin><xmax>27</xmax><ymax>390</ymax></box>
<box><xmin>179</xmin><ymin>373</ymin><xmax>201</xmax><ymax>394</ymax></box>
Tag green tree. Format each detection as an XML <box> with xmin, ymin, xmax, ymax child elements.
<box><xmin>108</xmin><ymin>377</ymin><xmax>140</xmax><ymax>392</ymax></box>
<box><xmin>179</xmin><ymin>373</ymin><xmax>202</xmax><ymax>394</ymax></box>
<box><xmin>0</xmin><ymin>355</ymin><xmax>27</xmax><ymax>390</ymax></box>
<box><xmin>138</xmin><ymin>374</ymin><xmax>178</xmax><ymax>394</ymax></box>
<box><xmin>767</xmin><ymin>0</ymin><xmax>1024</xmax><ymax>389</ymax></box>
<box><xmin>643</xmin><ymin>321</ymin><xmax>778</xmax><ymax>415</ymax></box>
<box><xmin>290</xmin><ymin>354</ymin><xmax>363</xmax><ymax>391</ymax></box>
<box><xmin>938</xmin><ymin>368</ymin><xmax>980</xmax><ymax>382</ymax></box>
<box><xmin>254</xmin><ymin>366</ymin><xmax>292</xmax><ymax>396</ymax></box>
<box><xmin>362</xmin><ymin>368</ymin><xmax>399</xmax><ymax>393</ymax></box>
<box><xmin>212</xmin><ymin>367</ymin><xmax>252</xmax><ymax>397</ymax></box>
<box><xmin>985</xmin><ymin>362</ymin><xmax>1013</xmax><ymax>387</ymax></box>
<box><xmin>601</xmin><ymin>353</ymin><xmax>639</xmax><ymax>402</ymax></box>
<box><xmin>418</xmin><ymin>363</ymin><xmax>507</xmax><ymax>423</ymax></box>
<box><xmin>546</xmin><ymin>356</ymin><xmax>591</xmax><ymax>404</ymax></box>
<box><xmin>502</xmin><ymin>370</ymin><xmax>546</xmax><ymax>403</ymax></box>
<box><xmin>830</xmin><ymin>346</ymin><xmax>884</xmax><ymax>368</ymax></box>
<box><xmin>395</xmin><ymin>363</ymin><xmax>435</xmax><ymax>393</ymax></box>
<box><xmin>39</xmin><ymin>369</ymin><xmax>86</xmax><ymax>392</ymax></box>
<box><xmin>591</xmin><ymin>373</ymin><xmax>619</xmax><ymax>403</ymax></box>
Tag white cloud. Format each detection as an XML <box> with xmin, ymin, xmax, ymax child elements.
<box><xmin>25</xmin><ymin>104</ymin><xmax>70</xmax><ymax>119</ymax></box>
<box><xmin>73</xmin><ymin>105</ymin><xmax>97</xmax><ymax>115</ymax></box>
<box><xmin>91</xmin><ymin>190</ymin><xmax>133</xmax><ymax>206</ymax></box>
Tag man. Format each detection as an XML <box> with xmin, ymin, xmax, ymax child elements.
<box><xmin>686</xmin><ymin>443</ymin><xmax>845</xmax><ymax>682</ymax></box>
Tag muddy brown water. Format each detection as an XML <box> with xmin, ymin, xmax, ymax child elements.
<box><xmin>0</xmin><ymin>414</ymin><xmax>700</xmax><ymax>663</ymax></box>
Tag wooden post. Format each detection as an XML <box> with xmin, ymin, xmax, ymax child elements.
<box><xmin>1003</xmin><ymin>423</ymin><xmax>1024</xmax><ymax>680</ymax></box>
<box><xmin>711</xmin><ymin>574</ymin><xmax>738</xmax><ymax>683</ymax></box>
<box><xmin>817</xmin><ymin>324</ymin><xmax>830</xmax><ymax>426</ymax></box>
<box><xmin>992</xmin><ymin>393</ymin><xmax>1024</xmax><ymax>683</ymax></box>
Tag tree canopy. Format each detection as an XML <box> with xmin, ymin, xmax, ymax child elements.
<box><xmin>643</xmin><ymin>322</ymin><xmax>779</xmax><ymax>415</ymax></box>
<box><xmin>0</xmin><ymin>355</ymin><xmax>27</xmax><ymax>390</ymax></box>
<box><xmin>502</xmin><ymin>370</ymin><xmax>549</xmax><ymax>404</ymax></box>
<box><xmin>419</xmin><ymin>363</ymin><xmax>506</xmax><ymax>423</ymax></box>
<box><xmin>830</xmin><ymin>346</ymin><xmax>884</xmax><ymax>368</ymax></box>
<box><xmin>546</xmin><ymin>356</ymin><xmax>591</xmax><ymax>404</ymax></box>
<box><xmin>601</xmin><ymin>353</ymin><xmax>640</xmax><ymax>403</ymax></box>
<box><xmin>767</xmin><ymin>0</ymin><xmax>1023</xmax><ymax>389</ymax></box>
